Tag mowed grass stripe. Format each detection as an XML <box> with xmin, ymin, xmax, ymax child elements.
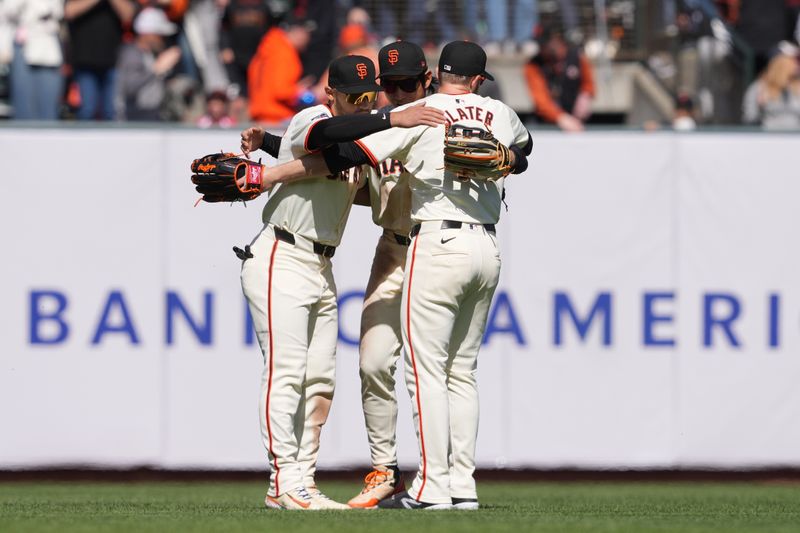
<box><xmin>1</xmin><ymin>481</ymin><xmax>800</xmax><ymax>533</ymax></box>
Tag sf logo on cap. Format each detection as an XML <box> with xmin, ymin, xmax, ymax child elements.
<box><xmin>388</xmin><ymin>50</ymin><xmax>399</xmax><ymax>65</ymax></box>
<box><xmin>356</xmin><ymin>63</ymin><xmax>368</xmax><ymax>79</ymax></box>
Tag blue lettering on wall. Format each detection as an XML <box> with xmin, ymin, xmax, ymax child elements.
<box><xmin>91</xmin><ymin>290</ymin><xmax>140</xmax><ymax>345</ymax></box>
<box><xmin>166</xmin><ymin>291</ymin><xmax>213</xmax><ymax>345</ymax></box>
<box><xmin>643</xmin><ymin>292</ymin><xmax>676</xmax><ymax>347</ymax></box>
<box><xmin>29</xmin><ymin>290</ymin><xmax>70</xmax><ymax>344</ymax></box>
<box><xmin>483</xmin><ymin>291</ymin><xmax>526</xmax><ymax>346</ymax></box>
<box><xmin>703</xmin><ymin>293</ymin><xmax>741</xmax><ymax>348</ymax></box>
<box><xmin>769</xmin><ymin>293</ymin><xmax>779</xmax><ymax>348</ymax></box>
<box><xmin>337</xmin><ymin>290</ymin><xmax>365</xmax><ymax>346</ymax></box>
<box><xmin>554</xmin><ymin>292</ymin><xmax>612</xmax><ymax>346</ymax></box>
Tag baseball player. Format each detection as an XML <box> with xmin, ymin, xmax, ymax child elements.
<box><xmin>267</xmin><ymin>41</ymin><xmax>532</xmax><ymax>510</ymax></box>
<box><xmin>346</xmin><ymin>41</ymin><xmax>434</xmax><ymax>509</ymax></box>
<box><xmin>238</xmin><ymin>55</ymin><xmax>445</xmax><ymax>511</ymax></box>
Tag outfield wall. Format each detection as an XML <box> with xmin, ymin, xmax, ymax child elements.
<box><xmin>1</xmin><ymin>128</ymin><xmax>799</xmax><ymax>471</ymax></box>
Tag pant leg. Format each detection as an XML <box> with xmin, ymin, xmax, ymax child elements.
<box><xmin>297</xmin><ymin>260</ymin><xmax>339</xmax><ymax>487</ymax></box>
<box><xmin>99</xmin><ymin>68</ymin><xmax>117</xmax><ymax>121</ymax></box>
<box><xmin>10</xmin><ymin>44</ymin><xmax>34</xmax><ymax>120</ymax></box>
<box><xmin>486</xmin><ymin>0</ymin><xmax>508</xmax><ymax>43</ymax></box>
<box><xmin>463</xmin><ymin>0</ymin><xmax>479</xmax><ymax>39</ymax></box>
<box><xmin>402</xmin><ymin>227</ymin><xmax>473</xmax><ymax>504</ymax></box>
<box><xmin>512</xmin><ymin>0</ymin><xmax>537</xmax><ymax>43</ymax></box>
<box><xmin>30</xmin><ymin>66</ymin><xmax>63</xmax><ymax>120</ymax></box>
<box><xmin>74</xmin><ymin>69</ymin><xmax>99</xmax><ymax>120</ymax></box>
<box><xmin>359</xmin><ymin>233</ymin><xmax>406</xmax><ymax>469</ymax></box>
<box><xmin>241</xmin><ymin>228</ymin><xmax>321</xmax><ymax>496</ymax></box>
<box><xmin>434</xmin><ymin>1</ymin><xmax>458</xmax><ymax>43</ymax></box>
<box><xmin>405</xmin><ymin>0</ymin><xmax>427</xmax><ymax>44</ymax></box>
<box><xmin>446</xmin><ymin>230</ymin><xmax>501</xmax><ymax>499</ymax></box>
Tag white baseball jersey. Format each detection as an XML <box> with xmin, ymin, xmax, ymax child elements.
<box><xmin>357</xmin><ymin>92</ymin><xmax>530</xmax><ymax>224</ymax></box>
<box><xmin>261</xmin><ymin>104</ymin><xmax>364</xmax><ymax>246</ymax></box>
<box><xmin>365</xmin><ymin>160</ymin><xmax>413</xmax><ymax>235</ymax></box>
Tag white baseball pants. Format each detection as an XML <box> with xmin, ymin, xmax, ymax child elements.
<box><xmin>401</xmin><ymin>221</ymin><xmax>501</xmax><ymax>504</ymax></box>
<box><xmin>359</xmin><ymin>229</ymin><xmax>408</xmax><ymax>469</ymax></box>
<box><xmin>241</xmin><ymin>225</ymin><xmax>338</xmax><ymax>497</ymax></box>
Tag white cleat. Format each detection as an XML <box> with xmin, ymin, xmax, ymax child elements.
<box><xmin>306</xmin><ymin>486</ymin><xmax>351</xmax><ymax>510</ymax></box>
<box><xmin>264</xmin><ymin>486</ymin><xmax>315</xmax><ymax>510</ymax></box>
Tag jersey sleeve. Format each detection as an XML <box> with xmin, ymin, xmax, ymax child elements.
<box><xmin>286</xmin><ymin>107</ymin><xmax>333</xmax><ymax>159</ymax></box>
<box><xmin>355</xmin><ymin>124</ymin><xmax>426</xmax><ymax>167</ymax></box>
<box><xmin>505</xmin><ymin>104</ymin><xmax>531</xmax><ymax>151</ymax></box>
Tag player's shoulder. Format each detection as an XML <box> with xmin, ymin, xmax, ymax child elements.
<box><xmin>474</xmin><ymin>93</ymin><xmax>516</xmax><ymax>114</ymax></box>
<box><xmin>286</xmin><ymin>104</ymin><xmax>332</xmax><ymax>131</ymax></box>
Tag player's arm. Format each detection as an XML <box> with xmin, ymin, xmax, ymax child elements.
<box><xmin>506</xmin><ymin>106</ymin><xmax>533</xmax><ymax>174</ymax></box>
<box><xmin>249</xmin><ymin>141</ymin><xmax>374</xmax><ymax>192</ymax></box>
<box><xmin>240</xmin><ymin>127</ymin><xmax>281</xmax><ymax>158</ymax></box>
<box><xmin>240</xmin><ymin>103</ymin><xmax>443</xmax><ymax>157</ymax></box>
<box><xmin>508</xmin><ymin>131</ymin><xmax>532</xmax><ymax>174</ymax></box>
<box><xmin>304</xmin><ymin>102</ymin><xmax>445</xmax><ymax>151</ymax></box>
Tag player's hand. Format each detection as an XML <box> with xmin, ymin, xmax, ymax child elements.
<box><xmin>235</xmin><ymin>166</ymin><xmax>274</xmax><ymax>193</ymax></box>
<box><xmin>390</xmin><ymin>102</ymin><xmax>446</xmax><ymax>128</ymax></box>
<box><xmin>240</xmin><ymin>127</ymin><xmax>265</xmax><ymax>157</ymax></box>
<box><xmin>556</xmin><ymin>113</ymin><xmax>585</xmax><ymax>132</ymax></box>
<box><xmin>573</xmin><ymin>92</ymin><xmax>593</xmax><ymax>121</ymax></box>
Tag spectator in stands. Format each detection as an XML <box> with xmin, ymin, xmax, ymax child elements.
<box><xmin>673</xmin><ymin>93</ymin><xmax>698</xmax><ymax>130</ymax></box>
<box><xmin>524</xmin><ymin>28</ymin><xmax>595</xmax><ymax>132</ymax></box>
<box><xmin>247</xmin><ymin>15</ymin><xmax>314</xmax><ymax>124</ymax></box>
<box><xmin>137</xmin><ymin>0</ymin><xmax>197</xmax><ymax>82</ymax></box>
<box><xmin>310</xmin><ymin>22</ymin><xmax>384</xmax><ymax>106</ymax></box>
<box><xmin>65</xmin><ymin>0</ymin><xmax>136</xmax><ymax>120</ymax></box>
<box><xmin>219</xmin><ymin>0</ymin><xmax>271</xmax><ymax>110</ymax></box>
<box><xmin>297</xmin><ymin>0</ymin><xmax>338</xmax><ymax>86</ymax></box>
<box><xmin>735</xmin><ymin>0</ymin><xmax>799</xmax><ymax>75</ymax></box>
<box><xmin>742</xmin><ymin>52</ymin><xmax>800</xmax><ymax>130</ymax></box>
<box><xmin>116</xmin><ymin>7</ymin><xmax>182</xmax><ymax>121</ymax></box>
<box><xmin>196</xmin><ymin>89</ymin><xmax>235</xmax><ymax>128</ymax></box>
<box><xmin>464</xmin><ymin>0</ymin><xmax>538</xmax><ymax>56</ymax></box>
<box><xmin>2</xmin><ymin>0</ymin><xmax>64</xmax><ymax>120</ymax></box>
<box><xmin>361</xmin><ymin>0</ymin><xmax>402</xmax><ymax>43</ymax></box>
<box><xmin>406</xmin><ymin>0</ymin><xmax>457</xmax><ymax>47</ymax></box>
<box><xmin>182</xmin><ymin>0</ymin><xmax>229</xmax><ymax>93</ymax></box>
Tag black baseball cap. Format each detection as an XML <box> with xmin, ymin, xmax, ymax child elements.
<box><xmin>438</xmin><ymin>40</ymin><xmax>494</xmax><ymax>81</ymax></box>
<box><xmin>328</xmin><ymin>55</ymin><xmax>383</xmax><ymax>94</ymax></box>
<box><xmin>378</xmin><ymin>41</ymin><xmax>428</xmax><ymax>78</ymax></box>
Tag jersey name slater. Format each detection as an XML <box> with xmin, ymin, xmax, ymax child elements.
<box><xmin>442</xmin><ymin>105</ymin><xmax>494</xmax><ymax>130</ymax></box>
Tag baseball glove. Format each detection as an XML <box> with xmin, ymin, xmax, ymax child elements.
<box><xmin>443</xmin><ymin>124</ymin><xmax>512</xmax><ymax>180</ymax></box>
<box><xmin>190</xmin><ymin>152</ymin><xmax>264</xmax><ymax>203</ymax></box>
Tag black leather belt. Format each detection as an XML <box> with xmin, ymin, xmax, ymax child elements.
<box><xmin>410</xmin><ymin>220</ymin><xmax>496</xmax><ymax>237</ymax></box>
<box><xmin>393</xmin><ymin>232</ymin><xmax>411</xmax><ymax>246</ymax></box>
<box><xmin>273</xmin><ymin>227</ymin><xmax>336</xmax><ymax>258</ymax></box>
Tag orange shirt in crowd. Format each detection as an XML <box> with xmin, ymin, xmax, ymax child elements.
<box><xmin>248</xmin><ymin>27</ymin><xmax>303</xmax><ymax>124</ymax></box>
<box><xmin>524</xmin><ymin>55</ymin><xmax>595</xmax><ymax>123</ymax></box>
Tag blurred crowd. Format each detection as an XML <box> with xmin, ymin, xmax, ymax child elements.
<box><xmin>0</xmin><ymin>0</ymin><xmax>798</xmax><ymax>130</ymax></box>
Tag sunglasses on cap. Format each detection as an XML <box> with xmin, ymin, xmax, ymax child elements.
<box><xmin>380</xmin><ymin>76</ymin><xmax>422</xmax><ymax>94</ymax></box>
<box><xmin>345</xmin><ymin>91</ymin><xmax>378</xmax><ymax>105</ymax></box>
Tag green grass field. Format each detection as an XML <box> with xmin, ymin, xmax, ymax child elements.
<box><xmin>2</xmin><ymin>480</ymin><xmax>800</xmax><ymax>533</ymax></box>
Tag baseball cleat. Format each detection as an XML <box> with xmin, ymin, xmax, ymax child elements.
<box><xmin>377</xmin><ymin>490</ymin><xmax>453</xmax><ymax>510</ymax></box>
<box><xmin>348</xmin><ymin>465</ymin><xmax>406</xmax><ymax>509</ymax></box>
<box><xmin>264</xmin><ymin>486</ymin><xmax>314</xmax><ymax>510</ymax></box>
<box><xmin>451</xmin><ymin>497</ymin><xmax>480</xmax><ymax>510</ymax></box>
<box><xmin>306</xmin><ymin>486</ymin><xmax>351</xmax><ymax>510</ymax></box>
